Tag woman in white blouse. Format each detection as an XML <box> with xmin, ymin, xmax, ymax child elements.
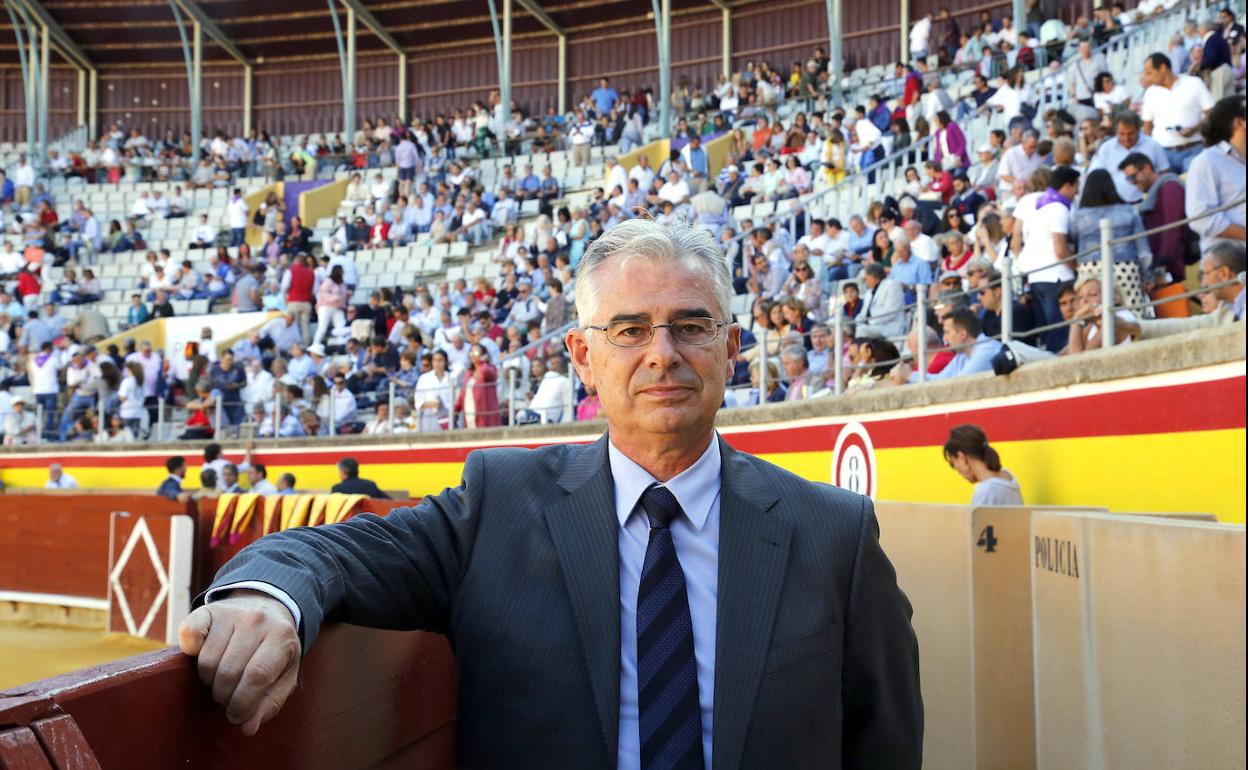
<box><xmin>413</xmin><ymin>349</ymin><xmax>454</xmax><ymax>431</ymax></box>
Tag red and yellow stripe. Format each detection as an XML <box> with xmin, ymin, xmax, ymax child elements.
<box><xmin>2</xmin><ymin>364</ymin><xmax>1243</xmax><ymax>522</ymax></box>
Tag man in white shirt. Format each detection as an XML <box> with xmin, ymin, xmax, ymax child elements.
<box><xmin>1140</xmin><ymin>51</ymin><xmax>1215</xmax><ymax>173</ymax></box>
<box><xmin>13</xmin><ymin>155</ymin><xmax>35</xmax><ymax>208</ymax></box>
<box><xmin>997</xmin><ymin>130</ymin><xmax>1042</xmax><ymax>199</ymax></box>
<box><xmin>909</xmin><ymin>13</ymin><xmax>932</xmax><ymax>61</ymax></box>
<box><xmin>603</xmin><ymin>157</ymin><xmax>628</xmax><ymax>198</ymax></box>
<box><xmin>228</xmin><ymin>188</ymin><xmax>249</xmax><ymax>247</ymax></box>
<box><xmin>985</xmin><ymin>77</ymin><xmax>1023</xmax><ymax>125</ymax></box>
<box><xmin>796</xmin><ymin>219</ymin><xmax>832</xmax><ymax>257</ymax></box>
<box><xmin>45</xmin><ymin>463</ymin><xmax>79</xmax><ymax>489</ymax></box>
<box><xmin>190</xmin><ymin>213</ymin><xmax>218</xmax><ymax>248</ymax></box>
<box><xmin>658</xmin><ymin>171</ymin><xmax>691</xmax><ymax>206</ymax></box>
<box><xmin>1016</xmin><ymin>165</ymin><xmax>1080</xmax><ymax>352</ymax></box>
<box><xmin>527</xmin><ymin>354</ymin><xmax>574</xmax><ymax>424</ymax></box>
<box><xmin>568</xmin><ymin>110</ymin><xmax>594</xmax><ymax>167</ymax></box>
<box><xmin>903</xmin><ymin>220</ymin><xmax>940</xmax><ymax>264</ymax></box>
<box><xmin>246</xmin><ymin>465</ymin><xmax>279</xmax><ymax>496</ymax></box>
<box><xmin>629</xmin><ymin>154</ymin><xmax>656</xmax><ymax>193</ymax></box>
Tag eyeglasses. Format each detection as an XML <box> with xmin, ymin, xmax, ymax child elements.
<box><xmin>795</xmin><ymin>264</ymin><xmax>812</xmax><ymax>272</ymax></box>
<box><xmin>586</xmin><ymin>317</ymin><xmax>729</xmax><ymax>347</ymax></box>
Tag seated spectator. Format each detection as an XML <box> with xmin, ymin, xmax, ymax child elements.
<box><xmin>1064</xmin><ymin>276</ymin><xmax>1137</xmax><ymax>353</ymax></box>
<box><xmin>897</xmin><ymin>309</ymin><xmax>1003</xmax><ymax>382</ymax></box>
<box><xmin>976</xmin><ymin>269</ymin><xmax>1037</xmax><ymax>342</ymax></box>
<box><xmin>844</xmin><ymin>338</ymin><xmax>900</xmax><ymax>391</ymax></box>
<box><xmin>781</xmin><ymin>345</ymin><xmax>823</xmax><ymax>400</ymax></box>
<box><xmin>855</xmin><ymin>263</ymin><xmax>908</xmax><ymax>339</ymax></box>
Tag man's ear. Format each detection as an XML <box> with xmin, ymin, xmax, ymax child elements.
<box><xmin>566</xmin><ymin>328</ymin><xmax>595</xmax><ymax>390</ymax></box>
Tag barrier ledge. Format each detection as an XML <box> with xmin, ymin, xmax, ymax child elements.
<box><xmin>0</xmin><ymin>320</ymin><xmax>1239</xmax><ymax>457</ymax></box>
<box><xmin>0</xmin><ymin>623</ymin><xmax>457</xmax><ymax>770</ymax></box>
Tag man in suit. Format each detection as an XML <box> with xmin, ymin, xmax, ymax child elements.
<box><xmin>328</xmin><ymin>457</ymin><xmax>389</xmax><ymax>499</ymax></box>
<box><xmin>854</xmin><ymin>263</ymin><xmax>909</xmax><ymax>340</ymax></box>
<box><xmin>179</xmin><ymin>218</ymin><xmax>923</xmax><ymax>769</ymax></box>
<box><xmin>156</xmin><ymin>456</ymin><xmax>190</xmax><ymax>502</ymax></box>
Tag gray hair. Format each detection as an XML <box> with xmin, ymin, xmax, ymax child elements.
<box><xmin>780</xmin><ymin>345</ymin><xmax>807</xmax><ymax>365</ymax></box>
<box><xmin>1205</xmin><ymin>240</ymin><xmax>1246</xmax><ymax>274</ymax></box>
<box><xmin>574</xmin><ymin>218</ymin><xmax>733</xmax><ymax>324</ymax></box>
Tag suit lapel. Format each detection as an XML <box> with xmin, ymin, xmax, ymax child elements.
<box><xmin>712</xmin><ymin>438</ymin><xmax>790</xmax><ymax>770</ymax></box>
<box><xmin>543</xmin><ymin>435</ymin><xmax>621</xmax><ymax>766</ymax></box>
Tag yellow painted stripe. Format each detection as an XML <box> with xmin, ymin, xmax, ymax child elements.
<box><xmin>3</xmin><ymin>430</ymin><xmax>1241</xmax><ymax>523</ymax></box>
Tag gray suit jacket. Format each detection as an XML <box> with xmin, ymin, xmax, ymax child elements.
<box><xmin>208</xmin><ymin>435</ymin><xmax>922</xmax><ymax>769</ymax></box>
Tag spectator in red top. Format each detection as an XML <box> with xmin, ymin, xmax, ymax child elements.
<box><xmin>284</xmin><ymin>253</ymin><xmax>315</xmax><ymax>345</ymax></box>
<box><xmin>924</xmin><ymin>161</ymin><xmax>954</xmax><ymax>204</ymax></box>
<box><xmin>897</xmin><ymin>63</ymin><xmax>924</xmax><ymax>112</ymax></box>
<box><xmin>907</xmin><ymin>325</ymin><xmax>954</xmax><ymax>376</ymax></box>
<box><xmin>751</xmin><ymin>116</ymin><xmax>773</xmax><ymax>153</ymax></box>
<box><xmin>454</xmin><ymin>343</ymin><xmax>501</xmax><ymax>428</ymax></box>
<box><xmin>16</xmin><ymin>264</ymin><xmax>40</xmax><ymax>311</ymax></box>
<box><xmin>1118</xmin><ymin>152</ymin><xmax>1190</xmax><ymax>283</ymax></box>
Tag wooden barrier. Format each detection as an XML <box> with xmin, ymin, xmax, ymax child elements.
<box><xmin>0</xmin><ymin>495</ymin><xmax>185</xmax><ymax>610</ymax></box>
<box><xmin>106</xmin><ymin>511</ymin><xmax>194</xmax><ymax>644</ymax></box>
<box><xmin>0</xmin><ymin>623</ymin><xmax>457</xmax><ymax>769</ymax></box>
<box><xmin>874</xmin><ymin>502</ymin><xmax>1106</xmax><ymax>770</ymax></box>
<box><xmin>1030</xmin><ymin>511</ymin><xmax>1246</xmax><ymax>770</ymax></box>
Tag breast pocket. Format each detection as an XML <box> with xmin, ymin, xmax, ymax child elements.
<box><xmin>763</xmin><ymin>624</ymin><xmax>840</xmax><ymax>676</ymax></box>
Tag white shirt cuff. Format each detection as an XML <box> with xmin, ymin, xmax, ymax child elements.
<box><xmin>205</xmin><ymin>580</ymin><xmax>302</xmax><ymax>629</ymax></box>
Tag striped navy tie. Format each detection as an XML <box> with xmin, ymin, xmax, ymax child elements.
<box><xmin>636</xmin><ymin>483</ymin><xmax>705</xmax><ymax>770</ymax></box>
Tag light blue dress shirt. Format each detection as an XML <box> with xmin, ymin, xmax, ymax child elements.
<box><xmin>912</xmin><ymin>334</ymin><xmax>1003</xmax><ymax>382</ymax></box>
<box><xmin>1089</xmin><ymin>133</ymin><xmax>1170</xmax><ymax>204</ymax></box>
<box><xmin>1185</xmin><ymin>141</ymin><xmax>1246</xmax><ymax>253</ymax></box>
<box><xmin>610</xmin><ymin>435</ymin><xmax>721</xmax><ymax>770</ymax></box>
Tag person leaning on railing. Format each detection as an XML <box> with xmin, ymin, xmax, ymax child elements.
<box><xmin>1125</xmin><ymin>241</ymin><xmax>1246</xmax><ymax>339</ymax></box>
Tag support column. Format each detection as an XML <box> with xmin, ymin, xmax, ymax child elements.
<box><xmin>38</xmin><ymin>24</ymin><xmax>48</xmax><ymax>167</ymax></box>
<box><xmin>652</xmin><ymin>0</ymin><xmax>671</xmax><ymax>137</ymax></box>
<box><xmin>88</xmin><ymin>68</ymin><xmax>97</xmax><ymax>139</ymax></box>
<box><xmin>191</xmin><ymin>21</ymin><xmax>202</xmax><ymax>164</ymax></box>
<box><xmin>243</xmin><ymin>63</ymin><xmax>253</xmax><ymax>136</ymax></box>
<box><xmin>501</xmin><ymin>0</ymin><xmax>512</xmax><ymax>124</ymax></box>
<box><xmin>398</xmin><ymin>53</ymin><xmax>408</xmax><ymax>121</ymax></box>
<box><xmin>5</xmin><ymin>0</ymin><xmax>33</xmax><ymax>154</ymax></box>
<box><xmin>557</xmin><ymin>34</ymin><xmax>567</xmax><ymax>115</ymax></box>
<box><xmin>345</xmin><ymin>6</ymin><xmax>356</xmax><ymax>136</ymax></box>
<box><xmin>827</xmin><ymin>0</ymin><xmax>842</xmax><ymax>95</ymax></box>
<box><xmin>1012</xmin><ymin>0</ymin><xmax>1025</xmax><ymax>34</ymax></box>
<box><xmin>76</xmin><ymin>68</ymin><xmax>86</xmax><ymax>127</ymax></box>
<box><xmin>721</xmin><ymin>6</ymin><xmax>731</xmax><ymax>80</ymax></box>
<box><xmin>899</xmin><ymin>0</ymin><xmax>910</xmax><ymax>64</ymax></box>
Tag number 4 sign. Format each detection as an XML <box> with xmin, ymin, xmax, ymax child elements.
<box><xmin>831</xmin><ymin>421</ymin><xmax>877</xmax><ymax>500</ymax></box>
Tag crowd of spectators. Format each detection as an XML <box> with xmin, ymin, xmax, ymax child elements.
<box><xmin>0</xmin><ymin>0</ymin><xmax>1242</xmax><ymax>443</ymax></box>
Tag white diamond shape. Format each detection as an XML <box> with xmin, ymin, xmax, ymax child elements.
<box><xmin>109</xmin><ymin>517</ymin><xmax>170</xmax><ymax>639</ymax></box>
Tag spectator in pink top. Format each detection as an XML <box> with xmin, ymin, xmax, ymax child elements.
<box><xmin>313</xmin><ymin>265</ymin><xmax>348</xmax><ymax>346</ymax></box>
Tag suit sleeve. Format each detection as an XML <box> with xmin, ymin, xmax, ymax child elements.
<box><xmin>841</xmin><ymin>495</ymin><xmax>924</xmax><ymax>770</ymax></box>
<box><xmin>201</xmin><ymin>450</ymin><xmax>487</xmax><ymax>651</ymax></box>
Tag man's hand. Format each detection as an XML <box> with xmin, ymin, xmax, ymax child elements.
<box><xmin>178</xmin><ymin>591</ymin><xmax>301</xmax><ymax>736</ymax></box>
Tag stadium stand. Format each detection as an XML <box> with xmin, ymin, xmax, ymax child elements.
<box><xmin>0</xmin><ymin>0</ymin><xmax>1242</xmax><ymax>447</ymax></box>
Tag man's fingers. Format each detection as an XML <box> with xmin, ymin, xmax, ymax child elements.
<box><xmin>195</xmin><ymin>611</ymin><xmax>235</xmax><ymax>689</ymax></box>
<box><xmin>238</xmin><ymin>656</ymin><xmax>300</xmax><ymax>737</ymax></box>
<box><xmin>225</xmin><ymin>633</ymin><xmax>301</xmax><ymax>726</ymax></box>
<box><xmin>177</xmin><ymin>606</ymin><xmax>213</xmax><ymax>656</ymax></box>
<box><xmin>212</xmin><ymin>624</ymin><xmax>267</xmax><ymax>712</ymax></box>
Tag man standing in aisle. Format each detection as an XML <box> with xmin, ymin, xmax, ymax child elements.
<box><xmin>228</xmin><ymin>188</ymin><xmax>249</xmax><ymax>248</ymax></box>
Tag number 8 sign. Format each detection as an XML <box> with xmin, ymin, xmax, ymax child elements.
<box><xmin>831</xmin><ymin>421</ymin><xmax>877</xmax><ymax>500</ymax></box>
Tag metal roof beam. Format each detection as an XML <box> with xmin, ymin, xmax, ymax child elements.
<box><xmin>12</xmin><ymin>0</ymin><xmax>93</xmax><ymax>70</ymax></box>
<box><xmin>172</xmin><ymin>0</ymin><xmax>249</xmax><ymax>64</ymax></box>
<box><xmin>705</xmin><ymin>0</ymin><xmax>729</xmax><ymax>10</ymax></box>
<box><xmin>336</xmin><ymin>0</ymin><xmax>404</xmax><ymax>55</ymax></box>
<box><xmin>515</xmin><ymin>0</ymin><xmax>562</xmax><ymax>35</ymax></box>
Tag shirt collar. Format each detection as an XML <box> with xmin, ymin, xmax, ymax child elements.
<box><xmin>608</xmin><ymin>432</ymin><xmax>722</xmax><ymax>533</ymax></box>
